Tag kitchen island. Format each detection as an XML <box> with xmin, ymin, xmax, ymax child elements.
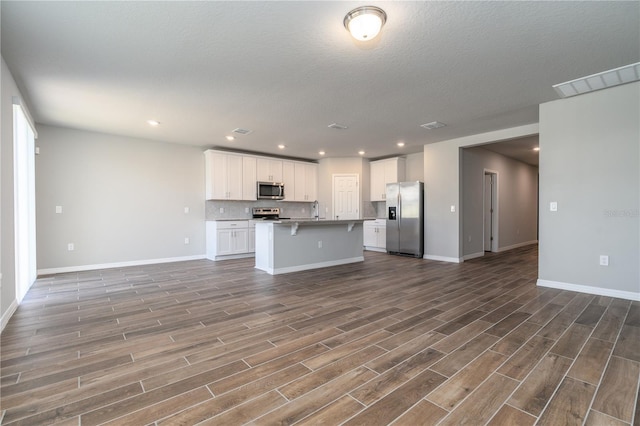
<box><xmin>255</xmin><ymin>219</ymin><xmax>365</xmax><ymax>275</ymax></box>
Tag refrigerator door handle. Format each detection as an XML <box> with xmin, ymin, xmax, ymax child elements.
<box><xmin>397</xmin><ymin>192</ymin><xmax>401</xmax><ymax>230</ymax></box>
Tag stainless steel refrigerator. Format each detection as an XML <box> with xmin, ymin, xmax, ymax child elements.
<box><xmin>386</xmin><ymin>181</ymin><xmax>424</xmax><ymax>257</ymax></box>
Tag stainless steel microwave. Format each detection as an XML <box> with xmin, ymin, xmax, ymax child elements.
<box><xmin>257</xmin><ymin>181</ymin><xmax>285</xmax><ymax>200</ymax></box>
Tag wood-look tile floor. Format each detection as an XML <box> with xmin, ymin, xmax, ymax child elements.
<box><xmin>1</xmin><ymin>246</ymin><xmax>638</xmax><ymax>425</ymax></box>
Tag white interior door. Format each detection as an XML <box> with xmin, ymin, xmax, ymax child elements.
<box><xmin>333</xmin><ymin>174</ymin><xmax>359</xmax><ymax>220</ymax></box>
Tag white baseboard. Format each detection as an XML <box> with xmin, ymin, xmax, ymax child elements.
<box><xmin>37</xmin><ymin>254</ymin><xmax>207</xmax><ymax>276</ymax></box>
<box><xmin>207</xmin><ymin>253</ymin><xmax>255</xmax><ymax>261</ymax></box>
<box><xmin>257</xmin><ymin>256</ymin><xmax>364</xmax><ymax>275</ymax></box>
<box><xmin>498</xmin><ymin>240</ymin><xmax>538</xmax><ymax>252</ymax></box>
<box><xmin>423</xmin><ymin>255</ymin><xmax>463</xmax><ymax>263</ymax></box>
<box><xmin>364</xmin><ymin>247</ymin><xmax>387</xmax><ymax>253</ymax></box>
<box><xmin>463</xmin><ymin>252</ymin><xmax>485</xmax><ymax>261</ymax></box>
<box><xmin>537</xmin><ymin>279</ymin><xmax>640</xmax><ymax>301</ymax></box>
<box><xmin>1</xmin><ymin>298</ymin><xmax>18</xmax><ymax>333</ymax></box>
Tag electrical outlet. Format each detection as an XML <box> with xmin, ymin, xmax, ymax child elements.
<box><xmin>67</xmin><ymin>243</ymin><xmax>74</xmax><ymax>251</ymax></box>
<box><xmin>184</xmin><ymin>207</ymin><xmax>190</xmax><ymax>214</ymax></box>
<box><xmin>599</xmin><ymin>255</ymin><xmax>609</xmax><ymax>266</ymax></box>
<box><xmin>219</xmin><ymin>207</ymin><xmax>224</xmax><ymax>213</ymax></box>
<box><xmin>468</xmin><ymin>235</ymin><xmax>472</xmax><ymax>242</ymax></box>
<box><xmin>35</xmin><ymin>146</ymin><xmax>40</xmax><ymax>155</ymax></box>
<box><xmin>450</xmin><ymin>205</ymin><xmax>456</xmax><ymax>213</ymax></box>
<box><xmin>318</xmin><ymin>241</ymin><xmax>322</xmax><ymax>248</ymax></box>
<box><xmin>245</xmin><ymin>207</ymin><xmax>249</xmax><ymax>213</ymax></box>
<box><xmin>184</xmin><ymin>237</ymin><xmax>190</xmax><ymax>245</ymax></box>
<box><xmin>302</xmin><ymin>208</ymin><xmax>305</xmax><ymax>213</ymax></box>
<box><xmin>56</xmin><ymin>205</ymin><xmax>62</xmax><ymax>214</ymax></box>
<box><xmin>550</xmin><ymin>202</ymin><xmax>558</xmax><ymax>212</ymax></box>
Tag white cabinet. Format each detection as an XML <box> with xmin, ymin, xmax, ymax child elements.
<box><xmin>242</xmin><ymin>156</ymin><xmax>257</xmax><ymax>200</ymax></box>
<box><xmin>206</xmin><ymin>221</ymin><xmax>253</xmax><ymax>260</ymax></box>
<box><xmin>205</xmin><ymin>150</ymin><xmax>244</xmax><ymax>200</ymax></box>
<box><xmin>294</xmin><ymin>163</ymin><xmax>318</xmax><ymax>201</ymax></box>
<box><xmin>257</xmin><ymin>158</ymin><xmax>283</xmax><ymax>182</ymax></box>
<box><xmin>248</xmin><ymin>220</ymin><xmax>257</xmax><ymax>253</ymax></box>
<box><xmin>282</xmin><ymin>161</ymin><xmax>296</xmax><ymax>201</ymax></box>
<box><xmin>370</xmin><ymin>157</ymin><xmax>406</xmax><ymax>201</ymax></box>
<box><xmin>281</xmin><ymin>161</ymin><xmax>318</xmax><ymax>202</ymax></box>
<box><xmin>363</xmin><ymin>219</ymin><xmax>387</xmax><ymax>252</ymax></box>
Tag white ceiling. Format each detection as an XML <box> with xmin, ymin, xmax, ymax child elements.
<box><xmin>2</xmin><ymin>1</ymin><xmax>638</xmax><ymax>161</ymax></box>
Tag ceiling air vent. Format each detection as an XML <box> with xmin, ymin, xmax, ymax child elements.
<box><xmin>328</xmin><ymin>123</ymin><xmax>349</xmax><ymax>130</ymax></box>
<box><xmin>553</xmin><ymin>62</ymin><xmax>640</xmax><ymax>98</ymax></box>
<box><xmin>420</xmin><ymin>121</ymin><xmax>446</xmax><ymax>130</ymax></box>
<box><xmin>232</xmin><ymin>128</ymin><xmax>253</xmax><ymax>135</ymax></box>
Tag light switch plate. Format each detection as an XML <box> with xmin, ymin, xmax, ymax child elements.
<box><xmin>55</xmin><ymin>205</ymin><xmax>62</xmax><ymax>214</ymax></box>
<box><xmin>184</xmin><ymin>207</ymin><xmax>190</xmax><ymax>214</ymax></box>
<box><xmin>450</xmin><ymin>205</ymin><xmax>456</xmax><ymax>213</ymax></box>
<box><xmin>550</xmin><ymin>202</ymin><xmax>558</xmax><ymax>212</ymax></box>
<box><xmin>599</xmin><ymin>255</ymin><xmax>609</xmax><ymax>266</ymax></box>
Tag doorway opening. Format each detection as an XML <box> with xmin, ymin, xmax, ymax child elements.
<box><xmin>483</xmin><ymin>170</ymin><xmax>498</xmax><ymax>252</ymax></box>
<box><xmin>332</xmin><ymin>174</ymin><xmax>359</xmax><ymax>220</ymax></box>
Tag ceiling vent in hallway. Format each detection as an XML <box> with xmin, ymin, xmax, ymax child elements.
<box><xmin>420</xmin><ymin>121</ymin><xmax>446</xmax><ymax>130</ymax></box>
<box><xmin>328</xmin><ymin>123</ymin><xmax>349</xmax><ymax>130</ymax></box>
<box><xmin>553</xmin><ymin>62</ymin><xmax>640</xmax><ymax>98</ymax></box>
<box><xmin>232</xmin><ymin>128</ymin><xmax>253</xmax><ymax>135</ymax></box>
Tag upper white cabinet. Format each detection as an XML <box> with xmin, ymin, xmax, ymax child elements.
<box><xmin>205</xmin><ymin>150</ymin><xmax>244</xmax><ymax>200</ymax></box>
<box><xmin>370</xmin><ymin>157</ymin><xmax>406</xmax><ymax>201</ymax></box>
<box><xmin>205</xmin><ymin>150</ymin><xmax>318</xmax><ymax>202</ymax></box>
<box><xmin>294</xmin><ymin>162</ymin><xmax>318</xmax><ymax>202</ymax></box>
<box><xmin>256</xmin><ymin>158</ymin><xmax>283</xmax><ymax>182</ymax></box>
<box><xmin>282</xmin><ymin>161</ymin><xmax>296</xmax><ymax>201</ymax></box>
<box><xmin>242</xmin><ymin>156</ymin><xmax>257</xmax><ymax>200</ymax></box>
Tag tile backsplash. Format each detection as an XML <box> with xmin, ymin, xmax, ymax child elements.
<box><xmin>206</xmin><ymin>200</ymin><xmax>316</xmax><ymax>220</ymax></box>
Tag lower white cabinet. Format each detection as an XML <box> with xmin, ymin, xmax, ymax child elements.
<box><xmin>363</xmin><ymin>219</ymin><xmax>387</xmax><ymax>252</ymax></box>
<box><xmin>207</xmin><ymin>221</ymin><xmax>255</xmax><ymax>260</ymax></box>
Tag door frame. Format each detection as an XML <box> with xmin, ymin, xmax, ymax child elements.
<box><xmin>483</xmin><ymin>169</ymin><xmax>499</xmax><ymax>252</ymax></box>
<box><xmin>332</xmin><ymin>173</ymin><xmax>359</xmax><ymax>220</ymax></box>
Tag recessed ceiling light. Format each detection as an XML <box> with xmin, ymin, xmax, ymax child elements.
<box><xmin>397</xmin><ymin>141</ymin><xmax>405</xmax><ymax>147</ymax></box>
<box><xmin>147</xmin><ymin>120</ymin><xmax>160</xmax><ymax>126</ymax></box>
<box><xmin>533</xmin><ymin>147</ymin><xmax>540</xmax><ymax>152</ymax></box>
<box><xmin>278</xmin><ymin>144</ymin><xmax>286</xmax><ymax>149</ymax></box>
<box><xmin>358</xmin><ymin>150</ymin><xmax>365</xmax><ymax>155</ymax></box>
<box><xmin>319</xmin><ymin>151</ymin><xmax>326</xmax><ymax>156</ymax></box>
<box><xmin>225</xmin><ymin>135</ymin><xmax>235</xmax><ymax>141</ymax></box>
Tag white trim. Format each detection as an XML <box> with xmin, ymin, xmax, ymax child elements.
<box><xmin>207</xmin><ymin>253</ymin><xmax>255</xmax><ymax>261</ymax></box>
<box><xmin>463</xmin><ymin>252</ymin><xmax>484</xmax><ymax>261</ymax></box>
<box><xmin>1</xmin><ymin>299</ymin><xmax>19</xmax><ymax>333</ymax></box>
<box><xmin>256</xmin><ymin>256</ymin><xmax>364</xmax><ymax>275</ymax></box>
<box><xmin>364</xmin><ymin>246</ymin><xmax>386</xmax><ymax>253</ymax></box>
<box><xmin>37</xmin><ymin>255</ymin><xmax>206</xmax><ymax>276</ymax></box>
<box><xmin>537</xmin><ymin>279</ymin><xmax>640</xmax><ymax>301</ymax></box>
<box><xmin>483</xmin><ymin>169</ymin><xmax>499</xmax><ymax>253</ymax></box>
<box><xmin>11</xmin><ymin>96</ymin><xmax>38</xmax><ymax>138</ymax></box>
<box><xmin>497</xmin><ymin>240</ymin><xmax>538</xmax><ymax>252</ymax></box>
<box><xmin>423</xmin><ymin>254</ymin><xmax>463</xmax><ymax>263</ymax></box>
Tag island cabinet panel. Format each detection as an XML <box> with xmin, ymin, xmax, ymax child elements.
<box><xmin>256</xmin><ymin>158</ymin><xmax>283</xmax><ymax>182</ymax></box>
<box><xmin>205</xmin><ymin>150</ymin><xmax>244</xmax><ymax>200</ymax></box>
<box><xmin>370</xmin><ymin>157</ymin><xmax>406</xmax><ymax>201</ymax></box>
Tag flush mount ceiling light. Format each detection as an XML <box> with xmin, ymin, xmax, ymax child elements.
<box><xmin>147</xmin><ymin>120</ymin><xmax>160</xmax><ymax>126</ymax></box>
<box><xmin>343</xmin><ymin>6</ymin><xmax>387</xmax><ymax>41</ymax></box>
<box><xmin>278</xmin><ymin>144</ymin><xmax>286</xmax><ymax>150</ymax></box>
<box><xmin>553</xmin><ymin>62</ymin><xmax>640</xmax><ymax>98</ymax></box>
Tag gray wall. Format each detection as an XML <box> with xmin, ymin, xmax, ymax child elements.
<box><xmin>35</xmin><ymin>125</ymin><xmax>206</xmax><ymax>271</ymax></box>
<box><xmin>539</xmin><ymin>82</ymin><xmax>639</xmax><ymax>298</ymax></box>
<box><xmin>423</xmin><ymin>124</ymin><xmax>539</xmax><ymax>262</ymax></box>
<box><xmin>405</xmin><ymin>152</ymin><xmax>424</xmax><ymax>182</ymax></box>
<box><xmin>462</xmin><ymin>147</ymin><xmax>538</xmax><ymax>257</ymax></box>
<box><xmin>317</xmin><ymin>157</ymin><xmax>374</xmax><ymax>219</ymax></box>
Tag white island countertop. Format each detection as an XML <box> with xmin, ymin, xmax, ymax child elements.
<box><xmin>254</xmin><ymin>219</ymin><xmax>365</xmax><ymax>275</ymax></box>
